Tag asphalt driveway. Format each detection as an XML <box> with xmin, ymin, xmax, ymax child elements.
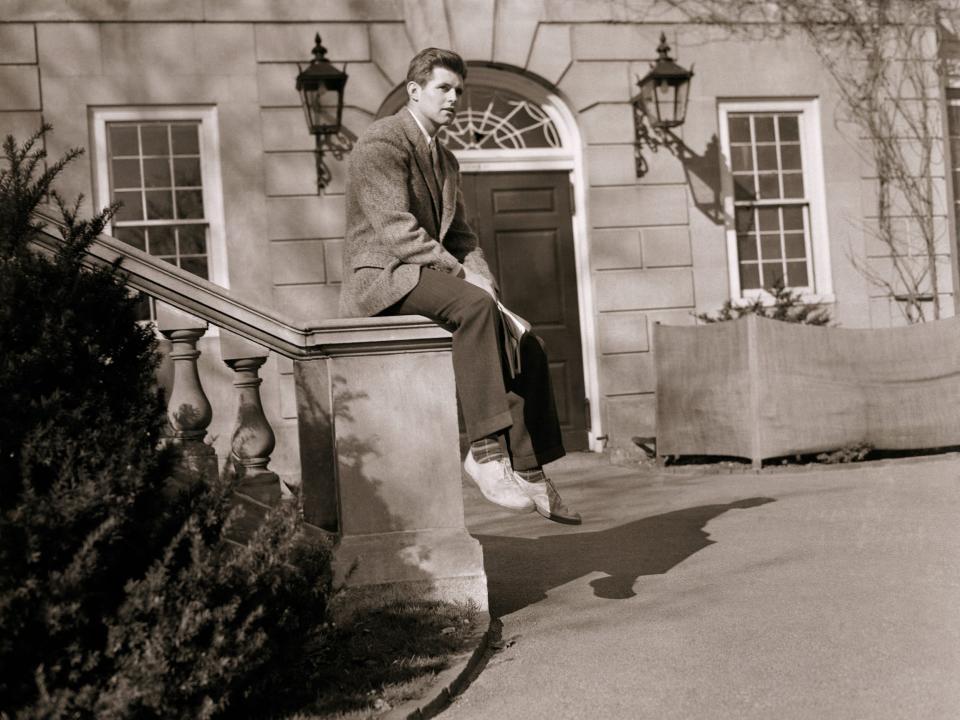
<box><xmin>442</xmin><ymin>453</ymin><xmax>960</xmax><ymax>720</ymax></box>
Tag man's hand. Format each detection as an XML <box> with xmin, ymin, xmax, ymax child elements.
<box><xmin>462</xmin><ymin>267</ymin><xmax>497</xmax><ymax>299</ymax></box>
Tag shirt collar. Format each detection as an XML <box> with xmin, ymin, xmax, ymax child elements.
<box><xmin>406</xmin><ymin>107</ymin><xmax>436</xmax><ymax>145</ymax></box>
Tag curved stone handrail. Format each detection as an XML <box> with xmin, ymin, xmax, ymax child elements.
<box><xmin>30</xmin><ymin>210</ymin><xmax>450</xmax><ymax>357</ymax></box>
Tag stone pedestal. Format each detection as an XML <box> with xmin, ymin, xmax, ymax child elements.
<box><xmin>294</xmin><ymin>317</ymin><xmax>488</xmax><ymax>611</ymax></box>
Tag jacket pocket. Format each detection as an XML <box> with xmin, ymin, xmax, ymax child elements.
<box><xmin>351</xmin><ymin>250</ymin><xmax>395</xmax><ymax>270</ymax></box>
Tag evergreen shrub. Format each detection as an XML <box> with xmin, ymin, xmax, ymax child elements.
<box><xmin>696</xmin><ymin>280</ymin><xmax>833</xmax><ymax>326</ymax></box>
<box><xmin>0</xmin><ymin>128</ymin><xmax>332</xmax><ymax>719</ymax></box>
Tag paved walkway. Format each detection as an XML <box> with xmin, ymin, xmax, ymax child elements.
<box><xmin>442</xmin><ymin>453</ymin><xmax>960</xmax><ymax>720</ymax></box>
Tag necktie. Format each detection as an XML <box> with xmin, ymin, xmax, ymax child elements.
<box><xmin>429</xmin><ymin>139</ymin><xmax>444</xmax><ymax>192</ymax></box>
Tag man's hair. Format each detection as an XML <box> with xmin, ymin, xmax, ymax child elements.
<box><xmin>406</xmin><ymin>47</ymin><xmax>467</xmax><ymax>86</ymax></box>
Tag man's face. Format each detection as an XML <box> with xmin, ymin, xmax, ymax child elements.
<box><xmin>410</xmin><ymin>66</ymin><xmax>463</xmax><ymax>132</ymax></box>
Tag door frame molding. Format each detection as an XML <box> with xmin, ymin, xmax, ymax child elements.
<box><xmin>377</xmin><ymin>66</ymin><xmax>603</xmax><ymax>452</ymax></box>
<box><xmin>454</xmin><ymin>68</ymin><xmax>602</xmax><ymax>452</ymax></box>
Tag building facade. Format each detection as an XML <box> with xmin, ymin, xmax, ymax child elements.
<box><xmin>3</xmin><ymin>0</ymin><xmax>958</xmax><ymax>482</ymax></box>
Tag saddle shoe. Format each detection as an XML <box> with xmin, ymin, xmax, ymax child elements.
<box><xmin>511</xmin><ymin>474</ymin><xmax>582</xmax><ymax>525</ymax></box>
<box><xmin>464</xmin><ymin>449</ymin><xmax>535</xmax><ymax>512</ymax></box>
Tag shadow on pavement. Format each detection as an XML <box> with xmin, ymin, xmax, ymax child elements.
<box><xmin>474</xmin><ymin>497</ymin><xmax>776</xmax><ymax>617</ymax></box>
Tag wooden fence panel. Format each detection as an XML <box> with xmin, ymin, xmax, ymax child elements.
<box><xmin>655</xmin><ymin>314</ymin><xmax>960</xmax><ymax>464</ymax></box>
<box><xmin>654</xmin><ymin>315</ymin><xmax>756</xmax><ymax>460</ymax></box>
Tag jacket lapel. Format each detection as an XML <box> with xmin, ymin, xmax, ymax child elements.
<box><xmin>398</xmin><ymin>110</ymin><xmax>443</xmax><ymax>227</ymax></box>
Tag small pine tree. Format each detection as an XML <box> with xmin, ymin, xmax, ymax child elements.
<box><xmin>696</xmin><ymin>279</ymin><xmax>833</xmax><ymax>326</ymax></box>
<box><xmin>0</xmin><ymin>126</ymin><xmax>176</xmax><ymax>711</ymax></box>
<box><xmin>0</xmin><ymin>128</ymin><xmax>331</xmax><ymax>719</ymax></box>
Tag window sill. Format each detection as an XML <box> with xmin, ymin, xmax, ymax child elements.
<box><xmin>735</xmin><ymin>291</ymin><xmax>835</xmax><ymax>307</ymax></box>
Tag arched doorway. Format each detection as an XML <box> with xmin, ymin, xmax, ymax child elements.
<box><xmin>377</xmin><ymin>65</ymin><xmax>600</xmax><ymax>452</ymax></box>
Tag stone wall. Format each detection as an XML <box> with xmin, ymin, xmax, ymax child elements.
<box><xmin>0</xmin><ymin>24</ymin><xmax>41</xmax><ymax>150</ymax></box>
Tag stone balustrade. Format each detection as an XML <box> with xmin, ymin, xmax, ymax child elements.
<box><xmin>153</xmin><ymin>302</ymin><xmax>487</xmax><ymax>612</ymax></box>
<box><xmin>154</xmin><ymin>308</ymin><xmax>489</xmax><ymax>612</ymax></box>
<box><xmin>30</xmin><ymin>218</ymin><xmax>490</xmax><ymax>614</ymax></box>
<box><xmin>156</xmin><ymin>304</ymin><xmax>281</xmax><ymax>503</ymax></box>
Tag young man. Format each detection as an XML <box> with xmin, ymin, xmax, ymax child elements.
<box><xmin>340</xmin><ymin>48</ymin><xmax>580</xmax><ymax>525</ymax></box>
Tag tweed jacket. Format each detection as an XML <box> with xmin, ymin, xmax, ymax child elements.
<box><xmin>339</xmin><ymin>108</ymin><xmax>494</xmax><ymax>318</ymax></box>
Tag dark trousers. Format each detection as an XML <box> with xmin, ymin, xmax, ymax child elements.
<box><xmin>381</xmin><ymin>268</ymin><xmax>565</xmax><ymax>471</ymax></box>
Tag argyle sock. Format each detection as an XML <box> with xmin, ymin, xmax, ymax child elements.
<box><xmin>516</xmin><ymin>467</ymin><xmax>546</xmax><ymax>483</ymax></box>
<box><xmin>470</xmin><ymin>435</ymin><xmax>503</xmax><ymax>463</ymax></box>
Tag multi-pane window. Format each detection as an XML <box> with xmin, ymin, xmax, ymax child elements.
<box><xmin>107</xmin><ymin>121</ymin><xmax>210</xmax><ymax>278</ymax></box>
<box><xmin>93</xmin><ymin>108</ymin><xmax>227</xmax><ymax>321</ymax></box>
<box><xmin>728</xmin><ymin>112</ymin><xmax>811</xmax><ymax>292</ymax></box>
<box><xmin>719</xmin><ymin>100</ymin><xmax>831</xmax><ymax>301</ymax></box>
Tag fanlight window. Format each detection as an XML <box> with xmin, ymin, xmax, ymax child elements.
<box><xmin>438</xmin><ymin>85</ymin><xmax>561</xmax><ymax>150</ymax></box>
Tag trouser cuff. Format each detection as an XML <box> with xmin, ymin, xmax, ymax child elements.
<box><xmin>509</xmin><ymin>445</ymin><xmax>566</xmax><ymax>472</ymax></box>
<box><xmin>467</xmin><ymin>410</ymin><xmax>514</xmax><ymax>443</ymax></box>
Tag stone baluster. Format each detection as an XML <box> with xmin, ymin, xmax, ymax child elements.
<box><xmin>156</xmin><ymin>303</ymin><xmax>218</xmax><ymax>483</ymax></box>
<box><xmin>220</xmin><ymin>331</ymin><xmax>282</xmax><ymax>505</ymax></box>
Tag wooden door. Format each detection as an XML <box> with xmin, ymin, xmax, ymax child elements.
<box><xmin>461</xmin><ymin>171</ymin><xmax>589</xmax><ymax>451</ymax></box>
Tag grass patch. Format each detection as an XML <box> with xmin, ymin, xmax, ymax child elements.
<box><xmin>282</xmin><ymin>600</ymin><xmax>480</xmax><ymax>719</ymax></box>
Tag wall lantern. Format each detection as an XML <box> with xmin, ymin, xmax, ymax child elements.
<box><xmin>633</xmin><ymin>33</ymin><xmax>694</xmax><ymax>131</ymax></box>
<box><xmin>296</xmin><ymin>34</ymin><xmax>348</xmax><ymax>191</ymax></box>
<box><xmin>632</xmin><ymin>33</ymin><xmax>694</xmax><ymax>177</ymax></box>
